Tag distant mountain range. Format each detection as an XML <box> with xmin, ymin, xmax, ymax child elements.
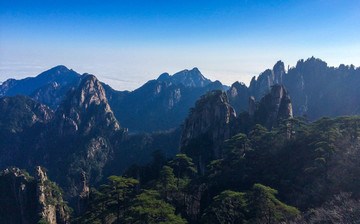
<box><xmin>2</xmin><ymin>57</ymin><xmax>360</xmax><ymax>133</ymax></box>
<box><xmin>0</xmin><ymin>66</ymin><xmax>229</xmax><ymax>132</ymax></box>
<box><xmin>1</xmin><ymin>57</ymin><xmax>360</xmax><ymax>222</ymax></box>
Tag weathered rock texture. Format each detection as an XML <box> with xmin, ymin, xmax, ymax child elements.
<box><xmin>254</xmin><ymin>84</ymin><xmax>293</xmax><ymax>129</ymax></box>
<box><xmin>180</xmin><ymin>90</ymin><xmax>236</xmax><ymax>173</ymax></box>
<box><xmin>55</xmin><ymin>74</ymin><xmax>120</xmax><ymax>136</ymax></box>
<box><xmin>0</xmin><ymin>167</ymin><xmax>70</xmax><ymax>224</ymax></box>
<box><xmin>180</xmin><ymin>85</ymin><xmax>293</xmax><ymax>172</ymax></box>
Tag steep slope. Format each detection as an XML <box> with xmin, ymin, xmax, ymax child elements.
<box><xmin>243</xmin><ymin>57</ymin><xmax>360</xmax><ymax>120</ymax></box>
<box><xmin>0</xmin><ymin>167</ymin><xmax>70</xmax><ymax>224</ymax></box>
<box><xmin>180</xmin><ymin>90</ymin><xmax>236</xmax><ymax>173</ymax></box>
<box><xmin>283</xmin><ymin>57</ymin><xmax>360</xmax><ymax>119</ymax></box>
<box><xmin>253</xmin><ymin>84</ymin><xmax>293</xmax><ymax>129</ymax></box>
<box><xmin>180</xmin><ymin>85</ymin><xmax>293</xmax><ymax>172</ymax></box>
<box><xmin>227</xmin><ymin>81</ymin><xmax>250</xmax><ymax>113</ymax></box>
<box><xmin>45</xmin><ymin>74</ymin><xmax>125</xmax><ymax>198</ymax></box>
<box><xmin>54</xmin><ymin>74</ymin><xmax>120</xmax><ymax>136</ymax></box>
<box><xmin>249</xmin><ymin>60</ymin><xmax>286</xmax><ymax>99</ymax></box>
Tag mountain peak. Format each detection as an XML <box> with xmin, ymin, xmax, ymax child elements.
<box><xmin>55</xmin><ymin>74</ymin><xmax>120</xmax><ymax>135</ymax></box>
<box><xmin>157</xmin><ymin>67</ymin><xmax>211</xmax><ymax>87</ymax></box>
<box><xmin>50</xmin><ymin>65</ymin><xmax>70</xmax><ymax>71</ymax></box>
<box><xmin>157</xmin><ymin>72</ymin><xmax>171</xmax><ymax>81</ymax></box>
<box><xmin>255</xmin><ymin>84</ymin><xmax>293</xmax><ymax>129</ymax></box>
<box><xmin>191</xmin><ymin>67</ymin><xmax>200</xmax><ymax>72</ymax></box>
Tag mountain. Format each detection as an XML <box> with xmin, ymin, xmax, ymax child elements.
<box><xmin>252</xmin><ymin>84</ymin><xmax>293</xmax><ymax>129</ymax></box>
<box><xmin>157</xmin><ymin>67</ymin><xmax>212</xmax><ymax>87</ymax></box>
<box><xmin>180</xmin><ymin>85</ymin><xmax>293</xmax><ymax>172</ymax></box>
<box><xmin>0</xmin><ymin>167</ymin><xmax>71</xmax><ymax>224</ymax></box>
<box><xmin>0</xmin><ymin>74</ymin><xmax>181</xmax><ymax>212</ymax></box>
<box><xmin>227</xmin><ymin>81</ymin><xmax>250</xmax><ymax>113</ymax></box>
<box><xmin>30</xmin><ymin>77</ymin><xmax>83</xmax><ymax>110</ymax></box>
<box><xmin>41</xmin><ymin>75</ymin><xmax>126</xmax><ymax>200</ymax></box>
<box><xmin>105</xmin><ymin>69</ymin><xmax>227</xmax><ymax>132</ymax></box>
<box><xmin>180</xmin><ymin>90</ymin><xmax>236</xmax><ymax>173</ymax></box>
<box><xmin>2</xmin><ymin>58</ymin><xmax>360</xmax><ymax>130</ymax></box>
<box><xmin>0</xmin><ymin>74</ymin><xmax>126</xmax><ymax>202</ymax></box>
<box><xmin>54</xmin><ymin>74</ymin><xmax>120</xmax><ymax>136</ymax></box>
<box><xmin>0</xmin><ymin>65</ymin><xmax>81</xmax><ymax>100</ymax></box>
<box><xmin>0</xmin><ymin>66</ymin><xmax>227</xmax><ymax>133</ymax></box>
<box><xmin>235</xmin><ymin>57</ymin><xmax>360</xmax><ymax>120</ymax></box>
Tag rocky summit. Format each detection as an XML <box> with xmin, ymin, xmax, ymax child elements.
<box><xmin>54</xmin><ymin>74</ymin><xmax>120</xmax><ymax>136</ymax></box>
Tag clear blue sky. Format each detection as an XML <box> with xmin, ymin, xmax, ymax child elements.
<box><xmin>1</xmin><ymin>0</ymin><xmax>360</xmax><ymax>90</ymax></box>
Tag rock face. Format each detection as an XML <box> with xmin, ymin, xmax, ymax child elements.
<box><xmin>54</xmin><ymin>74</ymin><xmax>120</xmax><ymax>136</ymax></box>
<box><xmin>46</xmin><ymin>74</ymin><xmax>124</xmax><ymax>200</ymax></box>
<box><xmin>227</xmin><ymin>81</ymin><xmax>250</xmax><ymax>113</ymax></box>
<box><xmin>180</xmin><ymin>85</ymin><xmax>293</xmax><ymax>173</ymax></box>
<box><xmin>254</xmin><ymin>84</ymin><xmax>293</xmax><ymax>129</ymax></box>
<box><xmin>249</xmin><ymin>60</ymin><xmax>285</xmax><ymax>100</ymax></box>
<box><xmin>239</xmin><ymin>57</ymin><xmax>360</xmax><ymax>120</ymax></box>
<box><xmin>35</xmin><ymin>166</ymin><xmax>70</xmax><ymax>224</ymax></box>
<box><xmin>78</xmin><ymin>172</ymin><xmax>90</xmax><ymax>213</ymax></box>
<box><xmin>0</xmin><ymin>74</ymin><xmax>125</xmax><ymax>208</ymax></box>
<box><xmin>180</xmin><ymin>90</ymin><xmax>236</xmax><ymax>173</ymax></box>
<box><xmin>0</xmin><ymin>167</ymin><xmax>70</xmax><ymax>224</ymax></box>
<box><xmin>248</xmin><ymin>96</ymin><xmax>256</xmax><ymax>118</ymax></box>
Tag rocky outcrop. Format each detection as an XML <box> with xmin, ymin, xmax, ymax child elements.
<box><xmin>180</xmin><ymin>85</ymin><xmax>293</xmax><ymax>173</ymax></box>
<box><xmin>227</xmin><ymin>81</ymin><xmax>250</xmax><ymax>113</ymax></box>
<box><xmin>249</xmin><ymin>60</ymin><xmax>285</xmax><ymax>99</ymax></box>
<box><xmin>181</xmin><ymin>90</ymin><xmax>236</xmax><ymax>154</ymax></box>
<box><xmin>180</xmin><ymin>90</ymin><xmax>236</xmax><ymax>173</ymax></box>
<box><xmin>254</xmin><ymin>84</ymin><xmax>293</xmax><ymax>129</ymax></box>
<box><xmin>248</xmin><ymin>96</ymin><xmax>256</xmax><ymax>118</ymax></box>
<box><xmin>78</xmin><ymin>172</ymin><xmax>89</xmax><ymax>214</ymax></box>
<box><xmin>46</xmin><ymin>74</ymin><xmax>124</xmax><ymax>201</ymax></box>
<box><xmin>35</xmin><ymin>166</ymin><xmax>70</xmax><ymax>224</ymax></box>
<box><xmin>0</xmin><ymin>167</ymin><xmax>70</xmax><ymax>224</ymax></box>
<box><xmin>54</xmin><ymin>74</ymin><xmax>120</xmax><ymax>136</ymax></box>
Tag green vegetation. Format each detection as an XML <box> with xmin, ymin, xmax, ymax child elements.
<box><xmin>76</xmin><ymin>115</ymin><xmax>360</xmax><ymax>223</ymax></box>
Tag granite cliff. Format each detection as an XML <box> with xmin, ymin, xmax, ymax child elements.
<box><xmin>180</xmin><ymin>85</ymin><xmax>293</xmax><ymax>172</ymax></box>
<box><xmin>0</xmin><ymin>167</ymin><xmax>70</xmax><ymax>224</ymax></box>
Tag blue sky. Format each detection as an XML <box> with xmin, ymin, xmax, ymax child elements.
<box><xmin>1</xmin><ymin>0</ymin><xmax>360</xmax><ymax>90</ymax></box>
